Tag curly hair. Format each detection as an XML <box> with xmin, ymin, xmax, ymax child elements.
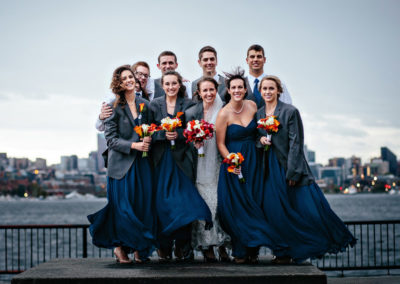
<box><xmin>259</xmin><ymin>75</ymin><xmax>283</xmax><ymax>99</ymax></box>
<box><xmin>161</xmin><ymin>70</ymin><xmax>187</xmax><ymax>98</ymax></box>
<box><xmin>223</xmin><ymin>67</ymin><xmax>247</xmax><ymax>103</ymax></box>
<box><xmin>110</xmin><ymin>65</ymin><xmax>137</xmax><ymax>108</ymax></box>
<box><xmin>193</xmin><ymin>77</ymin><xmax>219</xmax><ymax>102</ymax></box>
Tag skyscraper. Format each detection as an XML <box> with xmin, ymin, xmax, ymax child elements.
<box><xmin>381</xmin><ymin>147</ymin><xmax>397</xmax><ymax>175</ymax></box>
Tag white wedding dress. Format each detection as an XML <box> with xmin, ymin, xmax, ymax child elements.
<box><xmin>192</xmin><ymin>96</ymin><xmax>231</xmax><ymax>250</ymax></box>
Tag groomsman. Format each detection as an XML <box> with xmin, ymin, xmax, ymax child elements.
<box><xmin>153</xmin><ymin>51</ymin><xmax>192</xmax><ymax>99</ymax></box>
<box><xmin>245</xmin><ymin>44</ymin><xmax>292</xmax><ymax>108</ymax></box>
<box><xmin>191</xmin><ymin>46</ymin><xmax>226</xmax><ymax>101</ymax></box>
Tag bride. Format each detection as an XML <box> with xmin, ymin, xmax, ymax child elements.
<box><xmin>185</xmin><ymin>77</ymin><xmax>231</xmax><ymax>262</ymax></box>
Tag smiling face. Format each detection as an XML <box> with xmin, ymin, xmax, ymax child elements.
<box><xmin>199</xmin><ymin>81</ymin><xmax>217</xmax><ymax>104</ymax></box>
<box><xmin>198</xmin><ymin>51</ymin><xmax>217</xmax><ymax>76</ymax></box>
<box><xmin>260</xmin><ymin>79</ymin><xmax>279</xmax><ymax>104</ymax></box>
<box><xmin>134</xmin><ymin>65</ymin><xmax>150</xmax><ymax>91</ymax></box>
<box><xmin>227</xmin><ymin>79</ymin><xmax>247</xmax><ymax>102</ymax></box>
<box><xmin>157</xmin><ymin>55</ymin><xmax>178</xmax><ymax>74</ymax></box>
<box><xmin>162</xmin><ymin>74</ymin><xmax>180</xmax><ymax>98</ymax></box>
<box><xmin>246</xmin><ymin>50</ymin><xmax>266</xmax><ymax>74</ymax></box>
<box><xmin>120</xmin><ymin>70</ymin><xmax>136</xmax><ymax>92</ymax></box>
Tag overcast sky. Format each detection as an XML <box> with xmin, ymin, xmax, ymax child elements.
<box><xmin>0</xmin><ymin>0</ymin><xmax>399</xmax><ymax>165</ymax></box>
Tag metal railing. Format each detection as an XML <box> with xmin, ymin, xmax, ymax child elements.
<box><xmin>1</xmin><ymin>220</ymin><xmax>400</xmax><ymax>274</ymax></box>
<box><xmin>311</xmin><ymin>220</ymin><xmax>400</xmax><ymax>273</ymax></box>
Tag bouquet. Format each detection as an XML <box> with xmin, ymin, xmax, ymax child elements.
<box><xmin>183</xmin><ymin>119</ymin><xmax>214</xmax><ymax>157</ymax></box>
<box><xmin>137</xmin><ymin>103</ymin><xmax>145</xmax><ymax>120</ymax></box>
<box><xmin>257</xmin><ymin>116</ymin><xmax>280</xmax><ymax>151</ymax></box>
<box><xmin>223</xmin><ymin>152</ymin><xmax>245</xmax><ymax>183</ymax></box>
<box><xmin>134</xmin><ymin>123</ymin><xmax>161</xmax><ymax>157</ymax></box>
<box><xmin>160</xmin><ymin>112</ymin><xmax>184</xmax><ymax>150</ymax></box>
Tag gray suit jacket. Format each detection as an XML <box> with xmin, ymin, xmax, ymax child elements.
<box><xmin>191</xmin><ymin>74</ymin><xmax>226</xmax><ymax>102</ymax></box>
<box><xmin>256</xmin><ymin>100</ymin><xmax>314</xmax><ymax>186</ymax></box>
<box><xmin>104</xmin><ymin>97</ymin><xmax>152</xmax><ymax>179</ymax></box>
<box><xmin>150</xmin><ymin>96</ymin><xmax>196</xmax><ymax>182</ymax></box>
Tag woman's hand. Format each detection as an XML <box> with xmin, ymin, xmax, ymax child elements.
<box><xmin>260</xmin><ymin>136</ymin><xmax>272</xmax><ymax>146</ymax></box>
<box><xmin>142</xmin><ymin>136</ymin><xmax>152</xmax><ymax>143</ymax></box>
<box><xmin>165</xmin><ymin>131</ymin><xmax>178</xmax><ymax>141</ymax></box>
<box><xmin>132</xmin><ymin>141</ymin><xmax>150</xmax><ymax>152</ymax></box>
<box><xmin>288</xmin><ymin>180</ymin><xmax>296</xmax><ymax>187</ymax></box>
<box><xmin>233</xmin><ymin>166</ymin><xmax>241</xmax><ymax>175</ymax></box>
<box><xmin>99</xmin><ymin>102</ymin><xmax>113</xmax><ymax>120</ymax></box>
<box><xmin>194</xmin><ymin>141</ymin><xmax>204</xmax><ymax>149</ymax></box>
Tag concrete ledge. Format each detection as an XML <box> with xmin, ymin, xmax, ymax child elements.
<box><xmin>12</xmin><ymin>257</ymin><xmax>327</xmax><ymax>284</ymax></box>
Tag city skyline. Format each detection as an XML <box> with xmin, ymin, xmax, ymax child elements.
<box><xmin>1</xmin><ymin>0</ymin><xmax>399</xmax><ymax>165</ymax></box>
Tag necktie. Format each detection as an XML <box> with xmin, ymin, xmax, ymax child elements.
<box><xmin>253</xmin><ymin>78</ymin><xmax>261</xmax><ymax>104</ymax></box>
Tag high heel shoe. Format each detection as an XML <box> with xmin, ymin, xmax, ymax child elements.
<box><xmin>157</xmin><ymin>249</ymin><xmax>171</xmax><ymax>263</ymax></box>
<box><xmin>202</xmin><ymin>249</ymin><xmax>217</xmax><ymax>263</ymax></box>
<box><xmin>114</xmin><ymin>248</ymin><xmax>132</xmax><ymax>264</ymax></box>
<box><xmin>218</xmin><ymin>246</ymin><xmax>231</xmax><ymax>263</ymax></box>
<box><xmin>271</xmin><ymin>255</ymin><xmax>293</xmax><ymax>264</ymax></box>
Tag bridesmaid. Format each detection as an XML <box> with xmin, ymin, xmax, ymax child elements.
<box><xmin>88</xmin><ymin>65</ymin><xmax>156</xmax><ymax>263</ymax></box>
<box><xmin>215</xmin><ymin>69</ymin><xmax>288</xmax><ymax>263</ymax></box>
<box><xmin>256</xmin><ymin>75</ymin><xmax>356</xmax><ymax>263</ymax></box>
<box><xmin>150</xmin><ymin>70</ymin><xmax>212</xmax><ymax>261</ymax></box>
<box><xmin>185</xmin><ymin>77</ymin><xmax>231</xmax><ymax>262</ymax></box>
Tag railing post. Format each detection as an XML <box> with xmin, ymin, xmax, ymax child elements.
<box><xmin>82</xmin><ymin>227</ymin><xmax>87</xmax><ymax>258</ymax></box>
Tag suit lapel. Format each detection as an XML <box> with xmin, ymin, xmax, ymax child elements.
<box><xmin>160</xmin><ymin>97</ymin><xmax>168</xmax><ymax>118</ymax></box>
<box><xmin>196</xmin><ymin>103</ymin><xmax>204</xmax><ymax>120</ymax></box>
<box><xmin>174</xmin><ymin>96</ymin><xmax>184</xmax><ymax>116</ymax></box>
<box><xmin>123</xmin><ymin>104</ymin><xmax>136</xmax><ymax>127</ymax></box>
<box><xmin>274</xmin><ymin>100</ymin><xmax>283</xmax><ymax>119</ymax></box>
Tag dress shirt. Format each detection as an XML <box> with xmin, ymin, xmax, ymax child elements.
<box><xmin>247</xmin><ymin>72</ymin><xmax>292</xmax><ymax>105</ymax></box>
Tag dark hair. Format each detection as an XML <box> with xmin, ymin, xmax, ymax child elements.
<box><xmin>193</xmin><ymin>77</ymin><xmax>219</xmax><ymax>101</ymax></box>
<box><xmin>131</xmin><ymin>61</ymin><xmax>150</xmax><ymax>100</ymax></box>
<box><xmin>161</xmin><ymin>70</ymin><xmax>186</xmax><ymax>98</ymax></box>
<box><xmin>223</xmin><ymin>67</ymin><xmax>247</xmax><ymax>103</ymax></box>
<box><xmin>259</xmin><ymin>75</ymin><xmax>283</xmax><ymax>99</ymax></box>
<box><xmin>198</xmin><ymin>46</ymin><xmax>217</xmax><ymax>60</ymax></box>
<box><xmin>110</xmin><ymin>65</ymin><xmax>137</xmax><ymax>108</ymax></box>
<box><xmin>157</xmin><ymin>51</ymin><xmax>177</xmax><ymax>63</ymax></box>
<box><xmin>247</xmin><ymin>44</ymin><xmax>265</xmax><ymax>57</ymax></box>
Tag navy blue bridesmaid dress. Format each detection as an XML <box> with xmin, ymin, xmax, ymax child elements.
<box><xmin>87</xmin><ymin>119</ymin><xmax>157</xmax><ymax>259</ymax></box>
<box><xmin>263</xmin><ymin>149</ymin><xmax>356</xmax><ymax>262</ymax></box>
<box><xmin>217</xmin><ymin>120</ymin><xmax>289</xmax><ymax>258</ymax></box>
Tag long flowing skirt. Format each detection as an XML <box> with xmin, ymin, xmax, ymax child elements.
<box><xmin>263</xmin><ymin>149</ymin><xmax>356</xmax><ymax>262</ymax></box>
<box><xmin>87</xmin><ymin>155</ymin><xmax>156</xmax><ymax>258</ymax></box>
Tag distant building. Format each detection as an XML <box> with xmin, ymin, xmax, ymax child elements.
<box><xmin>34</xmin><ymin>158</ymin><xmax>47</xmax><ymax>170</ymax></box>
<box><xmin>321</xmin><ymin>166</ymin><xmax>342</xmax><ymax>186</ymax></box>
<box><xmin>78</xmin><ymin>158</ymin><xmax>90</xmax><ymax>172</ymax></box>
<box><xmin>88</xmin><ymin>151</ymin><xmax>98</xmax><ymax>173</ymax></box>
<box><xmin>329</xmin><ymin>157</ymin><xmax>345</xmax><ymax>167</ymax></box>
<box><xmin>97</xmin><ymin>133</ymin><xmax>107</xmax><ymax>172</ymax></box>
<box><xmin>304</xmin><ymin>145</ymin><xmax>315</xmax><ymax>163</ymax></box>
<box><xmin>0</xmin><ymin>153</ymin><xmax>8</xmax><ymax>170</ymax></box>
<box><xmin>381</xmin><ymin>147</ymin><xmax>397</xmax><ymax>175</ymax></box>
<box><xmin>367</xmin><ymin>158</ymin><xmax>390</xmax><ymax>176</ymax></box>
<box><xmin>346</xmin><ymin>156</ymin><xmax>362</xmax><ymax>177</ymax></box>
<box><xmin>309</xmin><ymin>162</ymin><xmax>322</xmax><ymax>179</ymax></box>
<box><xmin>60</xmin><ymin>155</ymin><xmax>79</xmax><ymax>172</ymax></box>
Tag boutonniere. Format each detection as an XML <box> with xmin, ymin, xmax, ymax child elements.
<box><xmin>138</xmin><ymin>103</ymin><xmax>145</xmax><ymax>120</ymax></box>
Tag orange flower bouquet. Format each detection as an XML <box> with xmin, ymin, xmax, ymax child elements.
<box><xmin>223</xmin><ymin>152</ymin><xmax>245</xmax><ymax>183</ymax></box>
<box><xmin>183</xmin><ymin>119</ymin><xmax>214</xmax><ymax>157</ymax></box>
<box><xmin>134</xmin><ymin>123</ymin><xmax>161</xmax><ymax>157</ymax></box>
<box><xmin>257</xmin><ymin>116</ymin><xmax>280</xmax><ymax>151</ymax></box>
<box><xmin>160</xmin><ymin>112</ymin><xmax>184</xmax><ymax>150</ymax></box>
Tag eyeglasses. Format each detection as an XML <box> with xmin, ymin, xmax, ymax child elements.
<box><xmin>134</xmin><ymin>71</ymin><xmax>150</xmax><ymax>79</ymax></box>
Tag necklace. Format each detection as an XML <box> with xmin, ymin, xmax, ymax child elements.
<box><xmin>231</xmin><ymin>102</ymin><xmax>244</xmax><ymax>114</ymax></box>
